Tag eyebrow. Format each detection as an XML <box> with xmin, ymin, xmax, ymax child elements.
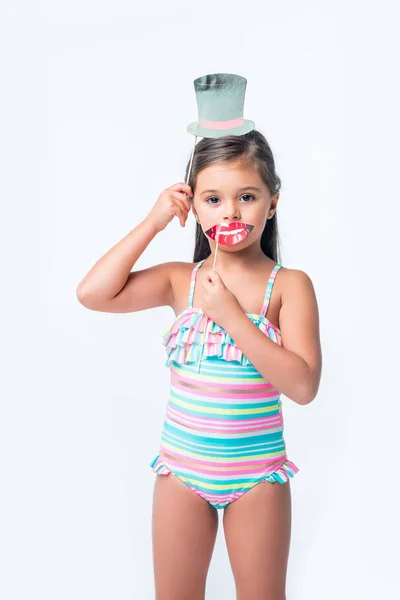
<box><xmin>200</xmin><ymin>186</ymin><xmax>262</xmax><ymax>196</ymax></box>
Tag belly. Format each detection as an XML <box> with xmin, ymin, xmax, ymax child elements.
<box><xmin>159</xmin><ymin>357</ymin><xmax>288</xmax><ymax>472</ymax></box>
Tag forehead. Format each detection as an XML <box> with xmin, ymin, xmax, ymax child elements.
<box><xmin>196</xmin><ymin>159</ymin><xmax>263</xmax><ymax>190</ymax></box>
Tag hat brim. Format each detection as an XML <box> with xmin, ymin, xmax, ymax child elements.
<box><xmin>186</xmin><ymin>119</ymin><xmax>255</xmax><ymax>138</ymax></box>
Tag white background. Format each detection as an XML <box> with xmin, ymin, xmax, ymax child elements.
<box><xmin>1</xmin><ymin>1</ymin><xmax>399</xmax><ymax>598</ymax></box>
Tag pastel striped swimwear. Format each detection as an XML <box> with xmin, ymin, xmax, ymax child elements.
<box><xmin>149</xmin><ymin>259</ymin><xmax>299</xmax><ymax>510</ymax></box>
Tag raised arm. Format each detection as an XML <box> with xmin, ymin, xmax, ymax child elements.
<box><xmin>76</xmin><ymin>182</ymin><xmax>192</xmax><ymax>313</ymax></box>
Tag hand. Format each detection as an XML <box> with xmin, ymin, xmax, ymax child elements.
<box><xmin>200</xmin><ymin>270</ymin><xmax>242</xmax><ymax>329</ymax></box>
<box><xmin>146</xmin><ymin>182</ymin><xmax>193</xmax><ymax>232</ymax></box>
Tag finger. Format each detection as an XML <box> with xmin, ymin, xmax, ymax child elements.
<box><xmin>207</xmin><ymin>270</ymin><xmax>220</xmax><ymax>282</ymax></box>
<box><xmin>168</xmin><ymin>182</ymin><xmax>193</xmax><ymax>198</ymax></box>
<box><xmin>169</xmin><ymin>198</ymin><xmax>187</xmax><ymax>227</ymax></box>
<box><xmin>171</xmin><ymin>191</ymin><xmax>190</xmax><ymax>209</ymax></box>
<box><xmin>201</xmin><ymin>274</ymin><xmax>216</xmax><ymax>288</ymax></box>
<box><xmin>170</xmin><ymin>194</ymin><xmax>190</xmax><ymax>222</ymax></box>
<box><xmin>171</xmin><ymin>191</ymin><xmax>191</xmax><ymax>212</ymax></box>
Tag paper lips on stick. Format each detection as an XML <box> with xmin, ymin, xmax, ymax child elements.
<box><xmin>205</xmin><ymin>222</ymin><xmax>255</xmax><ymax>246</ymax></box>
<box><xmin>195</xmin><ymin>219</ymin><xmax>255</xmax><ymax>374</ymax></box>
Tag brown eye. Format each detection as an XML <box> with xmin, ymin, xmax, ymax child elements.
<box><xmin>240</xmin><ymin>194</ymin><xmax>255</xmax><ymax>202</ymax></box>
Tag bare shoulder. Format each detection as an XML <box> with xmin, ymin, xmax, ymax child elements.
<box><xmin>130</xmin><ymin>259</ymin><xmax>198</xmax><ymax>312</ymax></box>
<box><xmin>168</xmin><ymin>260</ymin><xmax>201</xmax><ymax>312</ymax></box>
<box><xmin>169</xmin><ymin>260</ymin><xmax>199</xmax><ymax>279</ymax></box>
<box><xmin>126</xmin><ymin>260</ymin><xmax>195</xmax><ymax>313</ymax></box>
<box><xmin>277</xmin><ymin>266</ymin><xmax>317</xmax><ymax>303</ymax></box>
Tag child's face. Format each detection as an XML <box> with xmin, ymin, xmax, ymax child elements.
<box><xmin>192</xmin><ymin>159</ymin><xmax>279</xmax><ymax>250</ymax></box>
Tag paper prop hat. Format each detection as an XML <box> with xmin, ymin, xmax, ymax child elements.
<box><xmin>185</xmin><ymin>72</ymin><xmax>255</xmax><ymax>186</ymax></box>
<box><xmin>184</xmin><ymin>73</ymin><xmax>255</xmax><ymax>373</ymax></box>
<box><xmin>187</xmin><ymin>73</ymin><xmax>255</xmax><ymax>138</ymax></box>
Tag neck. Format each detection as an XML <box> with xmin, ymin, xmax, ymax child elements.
<box><xmin>204</xmin><ymin>244</ymin><xmax>268</xmax><ymax>272</ymax></box>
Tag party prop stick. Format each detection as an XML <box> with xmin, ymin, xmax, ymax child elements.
<box><xmin>197</xmin><ymin>224</ymin><xmax>221</xmax><ymax>373</ymax></box>
<box><xmin>185</xmin><ymin>134</ymin><xmax>197</xmax><ymax>186</ymax></box>
<box><xmin>212</xmin><ymin>224</ymin><xmax>221</xmax><ymax>271</ymax></box>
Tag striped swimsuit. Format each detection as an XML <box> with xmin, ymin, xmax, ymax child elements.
<box><xmin>149</xmin><ymin>259</ymin><xmax>299</xmax><ymax>510</ymax></box>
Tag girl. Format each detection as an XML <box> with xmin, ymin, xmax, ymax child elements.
<box><xmin>77</xmin><ymin>130</ymin><xmax>322</xmax><ymax>600</ymax></box>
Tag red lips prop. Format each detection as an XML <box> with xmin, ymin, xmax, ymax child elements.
<box><xmin>205</xmin><ymin>222</ymin><xmax>255</xmax><ymax>246</ymax></box>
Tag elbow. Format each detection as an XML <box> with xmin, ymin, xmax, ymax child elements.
<box><xmin>76</xmin><ymin>284</ymin><xmax>111</xmax><ymax>312</ymax></box>
<box><xmin>76</xmin><ymin>283</ymin><xmax>92</xmax><ymax>308</ymax></box>
<box><xmin>76</xmin><ymin>282</ymin><xmax>85</xmax><ymax>302</ymax></box>
<box><xmin>296</xmin><ymin>380</ymin><xmax>319</xmax><ymax>406</ymax></box>
<box><xmin>297</xmin><ymin>391</ymin><xmax>316</xmax><ymax>406</ymax></box>
<box><xmin>296</xmin><ymin>362</ymin><xmax>321</xmax><ymax>405</ymax></box>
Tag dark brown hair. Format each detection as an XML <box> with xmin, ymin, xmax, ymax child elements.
<box><xmin>184</xmin><ymin>129</ymin><xmax>282</xmax><ymax>263</ymax></box>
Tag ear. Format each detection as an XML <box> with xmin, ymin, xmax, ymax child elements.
<box><xmin>270</xmin><ymin>192</ymin><xmax>280</xmax><ymax>212</ymax></box>
<box><xmin>191</xmin><ymin>205</ymin><xmax>200</xmax><ymax>222</ymax></box>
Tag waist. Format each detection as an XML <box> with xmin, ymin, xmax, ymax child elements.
<box><xmin>169</xmin><ymin>361</ymin><xmax>281</xmax><ymax>402</ymax></box>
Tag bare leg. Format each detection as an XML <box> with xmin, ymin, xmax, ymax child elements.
<box><xmin>223</xmin><ymin>479</ymin><xmax>292</xmax><ymax>600</ymax></box>
<box><xmin>152</xmin><ymin>473</ymin><xmax>219</xmax><ymax>600</ymax></box>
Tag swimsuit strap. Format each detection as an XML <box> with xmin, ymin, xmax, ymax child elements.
<box><xmin>188</xmin><ymin>259</ymin><xmax>281</xmax><ymax>316</ymax></box>
<box><xmin>188</xmin><ymin>259</ymin><xmax>206</xmax><ymax>308</ymax></box>
<box><xmin>260</xmin><ymin>263</ymin><xmax>282</xmax><ymax>318</ymax></box>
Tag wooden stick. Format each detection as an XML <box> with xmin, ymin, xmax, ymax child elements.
<box><xmin>212</xmin><ymin>239</ymin><xmax>219</xmax><ymax>271</ymax></box>
<box><xmin>185</xmin><ymin>135</ymin><xmax>197</xmax><ymax>185</ymax></box>
<box><xmin>197</xmin><ymin>225</ymin><xmax>221</xmax><ymax>373</ymax></box>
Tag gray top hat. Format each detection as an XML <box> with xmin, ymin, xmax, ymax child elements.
<box><xmin>186</xmin><ymin>73</ymin><xmax>255</xmax><ymax>138</ymax></box>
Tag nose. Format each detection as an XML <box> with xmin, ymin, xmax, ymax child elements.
<box><xmin>223</xmin><ymin>201</ymin><xmax>241</xmax><ymax>221</ymax></box>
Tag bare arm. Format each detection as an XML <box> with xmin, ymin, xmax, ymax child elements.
<box><xmin>223</xmin><ymin>270</ymin><xmax>322</xmax><ymax>405</ymax></box>
<box><xmin>76</xmin><ymin>182</ymin><xmax>192</xmax><ymax>313</ymax></box>
<box><xmin>76</xmin><ymin>218</ymin><xmax>174</xmax><ymax>312</ymax></box>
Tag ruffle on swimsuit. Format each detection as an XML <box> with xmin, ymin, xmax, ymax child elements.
<box><xmin>150</xmin><ymin>453</ymin><xmax>298</xmax><ymax>485</ymax></box>
<box><xmin>161</xmin><ymin>307</ymin><xmax>282</xmax><ymax>368</ymax></box>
